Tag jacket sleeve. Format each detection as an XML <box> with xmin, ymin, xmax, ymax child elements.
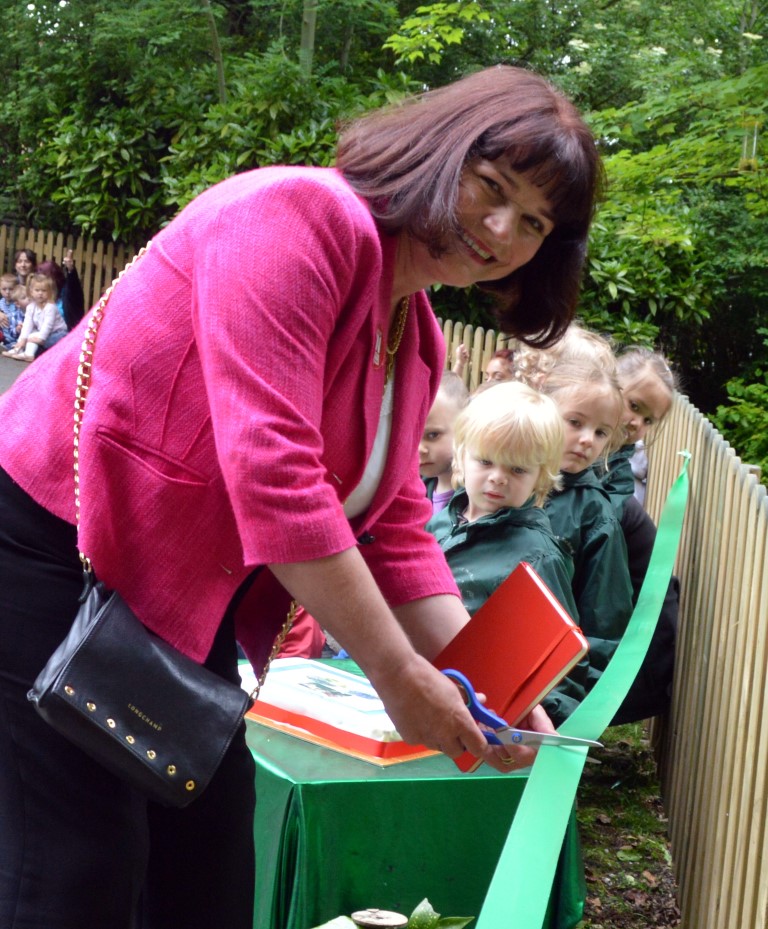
<box><xmin>357</xmin><ymin>463</ymin><xmax>460</xmax><ymax>607</ymax></box>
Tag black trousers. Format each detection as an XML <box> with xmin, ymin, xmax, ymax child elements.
<box><xmin>0</xmin><ymin>469</ymin><xmax>257</xmax><ymax>929</ymax></box>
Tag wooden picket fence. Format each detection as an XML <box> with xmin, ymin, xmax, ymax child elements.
<box><xmin>1</xmin><ymin>224</ymin><xmax>137</xmax><ymax>312</ymax></box>
<box><xmin>645</xmin><ymin>394</ymin><xmax>768</xmax><ymax>929</ymax></box>
<box><xmin>437</xmin><ymin>317</ymin><xmax>517</xmax><ymax>390</ymax></box>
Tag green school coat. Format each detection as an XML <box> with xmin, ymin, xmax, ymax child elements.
<box><xmin>545</xmin><ymin>469</ymin><xmax>634</xmax><ymax>691</ymax></box>
<box><xmin>594</xmin><ymin>444</ymin><xmax>635</xmax><ymax>517</ymax></box>
<box><xmin>427</xmin><ymin>490</ymin><xmax>587</xmax><ymax>726</ymax></box>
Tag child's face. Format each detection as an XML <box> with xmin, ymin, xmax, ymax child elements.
<box><xmin>419</xmin><ymin>392</ymin><xmax>460</xmax><ymax>480</ymax></box>
<box><xmin>621</xmin><ymin>373</ymin><xmax>672</xmax><ymax>442</ymax></box>
<box><xmin>0</xmin><ymin>281</ymin><xmax>14</xmax><ymax>300</ymax></box>
<box><xmin>557</xmin><ymin>385</ymin><xmax>620</xmax><ymax>474</ymax></box>
<box><xmin>29</xmin><ymin>282</ymin><xmax>49</xmax><ymax>305</ymax></box>
<box><xmin>462</xmin><ymin>448</ymin><xmax>541</xmax><ymax>522</ymax></box>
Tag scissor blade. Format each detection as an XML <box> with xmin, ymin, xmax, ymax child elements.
<box><xmin>494</xmin><ymin>728</ymin><xmax>602</xmax><ymax>749</ymax></box>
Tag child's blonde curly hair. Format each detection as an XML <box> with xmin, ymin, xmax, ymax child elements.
<box><xmin>452</xmin><ymin>381</ymin><xmax>564</xmax><ymax>506</ymax></box>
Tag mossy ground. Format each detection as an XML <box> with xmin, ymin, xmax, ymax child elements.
<box><xmin>575</xmin><ymin>723</ymin><xmax>681</xmax><ymax>929</ymax></box>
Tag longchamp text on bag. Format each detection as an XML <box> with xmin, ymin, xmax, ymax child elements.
<box><xmin>26</xmin><ymin>246</ymin><xmax>293</xmax><ymax>808</ymax></box>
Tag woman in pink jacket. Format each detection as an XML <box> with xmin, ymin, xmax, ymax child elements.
<box><xmin>0</xmin><ymin>66</ymin><xmax>601</xmax><ymax>928</ymax></box>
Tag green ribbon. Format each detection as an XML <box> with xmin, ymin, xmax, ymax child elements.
<box><xmin>476</xmin><ymin>452</ymin><xmax>691</xmax><ymax>929</ymax></box>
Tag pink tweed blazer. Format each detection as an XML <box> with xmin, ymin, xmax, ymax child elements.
<box><xmin>0</xmin><ymin>167</ymin><xmax>459</xmax><ymax>666</ymax></box>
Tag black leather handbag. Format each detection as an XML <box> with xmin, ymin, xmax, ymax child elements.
<box><xmin>27</xmin><ymin>246</ymin><xmax>292</xmax><ymax>808</ymax></box>
<box><xmin>28</xmin><ymin>575</ymin><xmax>252</xmax><ymax>808</ymax></box>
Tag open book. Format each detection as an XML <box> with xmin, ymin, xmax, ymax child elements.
<box><xmin>433</xmin><ymin>561</ymin><xmax>588</xmax><ymax>772</ymax></box>
<box><xmin>243</xmin><ymin>657</ymin><xmax>436</xmax><ymax>765</ymax></box>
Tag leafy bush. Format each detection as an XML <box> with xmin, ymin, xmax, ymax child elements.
<box><xmin>712</xmin><ymin>328</ymin><xmax>768</xmax><ymax>485</ymax></box>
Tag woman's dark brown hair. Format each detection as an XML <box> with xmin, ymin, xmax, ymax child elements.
<box><xmin>337</xmin><ymin>65</ymin><xmax>603</xmax><ymax>347</ymax></box>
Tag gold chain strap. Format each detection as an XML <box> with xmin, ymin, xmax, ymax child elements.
<box><xmin>72</xmin><ymin>241</ymin><xmax>296</xmax><ymax>699</ymax></box>
<box><xmin>74</xmin><ymin>245</ymin><xmax>150</xmax><ymax>569</ymax></box>
<box><xmin>249</xmin><ymin>599</ymin><xmax>298</xmax><ymax>702</ymax></box>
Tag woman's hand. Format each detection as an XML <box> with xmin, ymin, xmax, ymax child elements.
<box><xmin>63</xmin><ymin>248</ymin><xmax>75</xmax><ymax>272</ymax></box>
<box><xmin>370</xmin><ymin>652</ymin><xmax>501</xmax><ymax>763</ymax></box>
<box><xmin>371</xmin><ymin>651</ymin><xmax>546</xmax><ymax>774</ymax></box>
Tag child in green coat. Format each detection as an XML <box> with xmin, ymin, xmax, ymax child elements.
<box><xmin>427</xmin><ymin>380</ymin><xmax>587</xmax><ymax>726</ymax></box>
<box><xmin>538</xmin><ymin>359</ymin><xmax>634</xmax><ymax>692</ymax></box>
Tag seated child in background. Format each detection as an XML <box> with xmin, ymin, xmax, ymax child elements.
<box><xmin>419</xmin><ymin>370</ymin><xmax>469</xmax><ymax>515</ymax></box>
<box><xmin>605</xmin><ymin>347</ymin><xmax>679</xmax><ymax>723</ymax></box>
<box><xmin>426</xmin><ymin>380</ymin><xmax>587</xmax><ymax>726</ymax></box>
<box><xmin>2</xmin><ymin>273</ymin><xmax>68</xmax><ymax>362</ymax></box>
<box><xmin>535</xmin><ymin>359</ymin><xmax>635</xmax><ymax>693</ymax></box>
<box><xmin>38</xmin><ymin>250</ymin><xmax>86</xmax><ymax>331</ymax></box>
<box><xmin>0</xmin><ymin>274</ymin><xmax>25</xmax><ymax>350</ymax></box>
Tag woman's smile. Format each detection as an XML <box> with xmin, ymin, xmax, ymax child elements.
<box><xmin>459</xmin><ymin>228</ymin><xmax>495</xmax><ymax>263</ymax></box>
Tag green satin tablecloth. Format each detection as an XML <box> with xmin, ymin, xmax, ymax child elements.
<box><xmin>247</xmin><ymin>720</ymin><xmax>585</xmax><ymax>929</ymax></box>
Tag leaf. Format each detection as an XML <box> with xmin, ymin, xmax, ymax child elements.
<box><xmin>409</xmin><ymin>899</ymin><xmax>440</xmax><ymax>929</ymax></box>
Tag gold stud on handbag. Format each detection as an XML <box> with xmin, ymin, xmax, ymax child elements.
<box><xmin>27</xmin><ymin>245</ymin><xmax>294</xmax><ymax>808</ymax></box>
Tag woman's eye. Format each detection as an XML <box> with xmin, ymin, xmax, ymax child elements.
<box><xmin>525</xmin><ymin>216</ymin><xmax>544</xmax><ymax>234</ymax></box>
<box><xmin>481</xmin><ymin>175</ymin><xmax>502</xmax><ymax>195</ymax></box>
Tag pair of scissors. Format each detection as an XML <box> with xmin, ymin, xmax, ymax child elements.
<box><xmin>442</xmin><ymin>668</ymin><xmax>602</xmax><ymax>749</ymax></box>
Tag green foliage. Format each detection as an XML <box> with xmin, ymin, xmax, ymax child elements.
<box><xmin>712</xmin><ymin>329</ymin><xmax>768</xmax><ymax>483</ymax></box>
<box><xmin>162</xmin><ymin>52</ymin><xmax>419</xmax><ymax>217</ymax></box>
<box><xmin>31</xmin><ymin>102</ymin><xmax>173</xmax><ymax>242</ymax></box>
<box><xmin>383</xmin><ymin>2</ymin><xmax>491</xmax><ymax>65</ymax></box>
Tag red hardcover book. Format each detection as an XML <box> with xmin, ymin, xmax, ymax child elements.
<box><xmin>432</xmin><ymin>561</ymin><xmax>588</xmax><ymax>772</ymax></box>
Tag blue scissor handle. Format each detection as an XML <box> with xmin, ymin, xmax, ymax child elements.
<box><xmin>441</xmin><ymin>668</ymin><xmax>506</xmax><ymax>745</ymax></box>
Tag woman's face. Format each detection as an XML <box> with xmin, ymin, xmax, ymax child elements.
<box><xmin>403</xmin><ymin>157</ymin><xmax>554</xmax><ymax>291</ymax></box>
<box><xmin>15</xmin><ymin>252</ymin><xmax>34</xmax><ymax>279</ymax></box>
